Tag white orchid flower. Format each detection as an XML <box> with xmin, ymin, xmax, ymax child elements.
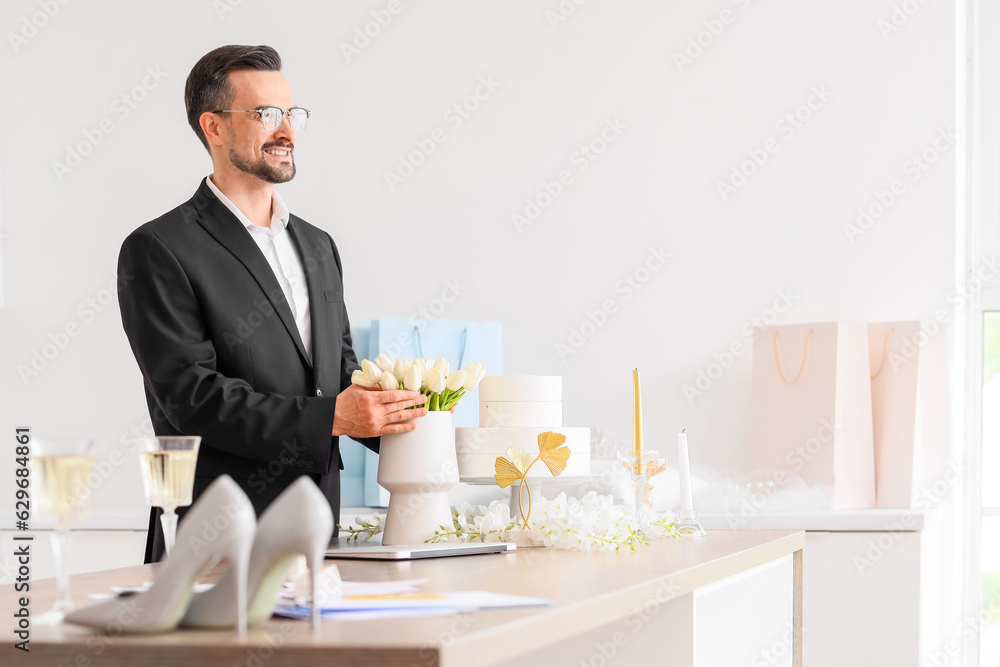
<box><xmin>351</xmin><ymin>369</ymin><xmax>377</xmax><ymax>388</ymax></box>
<box><xmin>433</xmin><ymin>357</ymin><xmax>450</xmax><ymax>376</ymax></box>
<box><xmin>446</xmin><ymin>370</ymin><xmax>468</xmax><ymax>392</ymax></box>
<box><xmin>374</xmin><ymin>353</ymin><xmax>395</xmax><ymax>374</ymax></box>
<box><xmin>403</xmin><ymin>364</ymin><xmax>423</xmax><ymax>392</ymax></box>
<box><xmin>425</xmin><ymin>367</ymin><xmax>446</xmax><ymax>393</ymax></box>
<box><xmin>378</xmin><ymin>370</ymin><xmax>398</xmax><ymax>391</ymax></box>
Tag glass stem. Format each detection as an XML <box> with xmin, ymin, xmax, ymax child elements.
<box><xmin>50</xmin><ymin>527</ymin><xmax>72</xmax><ymax>612</ymax></box>
<box><xmin>161</xmin><ymin>509</ymin><xmax>178</xmax><ymax>556</ymax></box>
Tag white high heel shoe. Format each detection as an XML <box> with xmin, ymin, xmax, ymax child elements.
<box><xmin>64</xmin><ymin>475</ymin><xmax>255</xmax><ymax>635</ymax></box>
<box><xmin>181</xmin><ymin>475</ymin><xmax>334</xmax><ymax>630</ymax></box>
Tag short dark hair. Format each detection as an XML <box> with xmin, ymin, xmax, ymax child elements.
<box><xmin>184</xmin><ymin>45</ymin><xmax>282</xmax><ymax>151</ymax></box>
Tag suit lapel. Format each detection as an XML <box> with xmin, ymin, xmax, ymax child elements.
<box><xmin>287</xmin><ymin>217</ymin><xmax>325</xmax><ymax>376</ymax></box>
<box><xmin>189</xmin><ymin>179</ymin><xmax>312</xmax><ymax>368</ymax></box>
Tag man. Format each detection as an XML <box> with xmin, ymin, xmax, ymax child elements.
<box><xmin>117</xmin><ymin>45</ymin><xmax>426</xmax><ymax>563</ymax></box>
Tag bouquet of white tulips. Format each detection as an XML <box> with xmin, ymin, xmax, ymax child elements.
<box><xmin>351</xmin><ymin>354</ymin><xmax>487</xmax><ymax>411</ymax></box>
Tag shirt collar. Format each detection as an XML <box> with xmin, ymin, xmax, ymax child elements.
<box><xmin>205</xmin><ymin>175</ymin><xmax>290</xmax><ymax>234</ymax></box>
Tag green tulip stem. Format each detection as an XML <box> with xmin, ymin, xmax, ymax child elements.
<box><xmin>442</xmin><ymin>390</ymin><xmax>466</xmax><ymax>411</ymax></box>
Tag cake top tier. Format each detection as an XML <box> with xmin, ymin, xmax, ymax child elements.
<box><xmin>479</xmin><ymin>375</ymin><xmax>562</xmax><ymax>402</ymax></box>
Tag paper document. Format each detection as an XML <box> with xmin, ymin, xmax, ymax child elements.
<box><xmin>274</xmin><ymin>590</ymin><xmax>553</xmax><ymax>621</ymax></box>
<box><xmin>280</xmin><ymin>576</ymin><xmax>430</xmax><ymax>603</ymax></box>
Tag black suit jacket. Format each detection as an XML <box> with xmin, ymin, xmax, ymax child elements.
<box><xmin>117</xmin><ymin>178</ymin><xmax>377</xmax><ymax>562</ymax></box>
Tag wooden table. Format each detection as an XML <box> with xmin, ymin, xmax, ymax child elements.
<box><xmin>4</xmin><ymin>530</ymin><xmax>804</xmax><ymax>667</ymax></box>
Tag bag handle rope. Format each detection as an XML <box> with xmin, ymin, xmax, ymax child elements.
<box><xmin>772</xmin><ymin>329</ymin><xmax>813</xmax><ymax>385</ymax></box>
<box><xmin>870</xmin><ymin>327</ymin><xmax>895</xmax><ymax>380</ymax></box>
<box><xmin>457</xmin><ymin>328</ymin><xmax>467</xmax><ymax>369</ymax></box>
<box><xmin>412</xmin><ymin>326</ymin><xmax>423</xmax><ymax>358</ymax></box>
<box><xmin>410</xmin><ymin>326</ymin><xmax>468</xmax><ymax>368</ymax></box>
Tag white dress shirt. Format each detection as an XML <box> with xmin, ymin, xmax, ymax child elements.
<box><xmin>206</xmin><ymin>176</ymin><xmax>312</xmax><ymax>363</ymax></box>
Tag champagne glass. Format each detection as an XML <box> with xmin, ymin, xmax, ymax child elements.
<box><xmin>138</xmin><ymin>436</ymin><xmax>201</xmax><ymax>556</ymax></box>
<box><xmin>31</xmin><ymin>437</ymin><xmax>96</xmax><ymax>622</ymax></box>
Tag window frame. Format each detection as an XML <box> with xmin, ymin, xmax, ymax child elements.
<box><xmin>963</xmin><ymin>0</ymin><xmax>1000</xmax><ymax>664</ymax></box>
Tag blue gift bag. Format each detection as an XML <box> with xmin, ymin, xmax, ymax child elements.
<box><xmin>340</xmin><ymin>321</ymin><xmax>371</xmax><ymax>507</ymax></box>
<box><xmin>363</xmin><ymin>318</ymin><xmax>503</xmax><ymax>506</ymax></box>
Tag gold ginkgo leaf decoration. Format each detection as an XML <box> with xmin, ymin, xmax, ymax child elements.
<box><xmin>494</xmin><ymin>448</ymin><xmax>533</xmax><ymax>488</ymax></box>
<box><xmin>537</xmin><ymin>431</ymin><xmax>569</xmax><ymax>476</ymax></box>
<box><xmin>494</xmin><ymin>431</ymin><xmax>571</xmax><ymax>529</ymax></box>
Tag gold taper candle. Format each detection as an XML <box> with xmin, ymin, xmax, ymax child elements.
<box><xmin>633</xmin><ymin>369</ymin><xmax>644</xmax><ymax>471</ymax></box>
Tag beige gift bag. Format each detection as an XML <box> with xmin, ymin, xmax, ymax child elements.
<box><xmin>868</xmin><ymin>321</ymin><xmax>949</xmax><ymax>508</ymax></box>
<box><xmin>751</xmin><ymin>322</ymin><xmax>876</xmax><ymax>508</ymax></box>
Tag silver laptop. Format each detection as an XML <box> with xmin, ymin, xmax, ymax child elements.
<box><xmin>325</xmin><ymin>535</ymin><xmax>516</xmax><ymax>560</ymax></box>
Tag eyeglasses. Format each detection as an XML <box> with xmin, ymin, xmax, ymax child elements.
<box><xmin>212</xmin><ymin>106</ymin><xmax>310</xmax><ymax>132</ymax></box>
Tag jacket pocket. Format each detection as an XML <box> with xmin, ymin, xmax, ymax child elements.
<box><xmin>324</xmin><ymin>288</ymin><xmax>344</xmax><ymax>302</ymax></box>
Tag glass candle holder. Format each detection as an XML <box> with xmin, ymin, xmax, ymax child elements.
<box><xmin>617</xmin><ymin>449</ymin><xmax>666</xmax><ymax>532</ymax></box>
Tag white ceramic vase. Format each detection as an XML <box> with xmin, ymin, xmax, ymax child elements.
<box><xmin>378</xmin><ymin>411</ymin><xmax>459</xmax><ymax>545</ymax></box>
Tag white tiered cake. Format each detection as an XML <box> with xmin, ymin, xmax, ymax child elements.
<box><xmin>455</xmin><ymin>376</ymin><xmax>591</xmax><ymax>479</ymax></box>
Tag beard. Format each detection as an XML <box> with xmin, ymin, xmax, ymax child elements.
<box><xmin>228</xmin><ymin>143</ymin><xmax>296</xmax><ymax>184</ymax></box>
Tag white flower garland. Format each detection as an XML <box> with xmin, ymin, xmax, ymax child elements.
<box><xmin>342</xmin><ymin>491</ymin><xmax>681</xmax><ymax>552</ymax></box>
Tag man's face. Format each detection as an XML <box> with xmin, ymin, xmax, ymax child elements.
<box><xmin>221</xmin><ymin>70</ymin><xmax>297</xmax><ymax>184</ymax></box>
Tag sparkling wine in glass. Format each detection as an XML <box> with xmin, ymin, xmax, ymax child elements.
<box><xmin>138</xmin><ymin>436</ymin><xmax>200</xmax><ymax>556</ymax></box>
<box><xmin>31</xmin><ymin>437</ymin><xmax>96</xmax><ymax>622</ymax></box>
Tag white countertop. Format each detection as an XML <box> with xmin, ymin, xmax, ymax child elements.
<box><xmin>0</xmin><ymin>507</ymin><xmax>931</xmax><ymax>533</ymax></box>
<box><xmin>0</xmin><ymin>507</ymin><xmax>385</xmax><ymax>532</ymax></box>
<box><xmin>698</xmin><ymin>509</ymin><xmax>930</xmax><ymax>531</ymax></box>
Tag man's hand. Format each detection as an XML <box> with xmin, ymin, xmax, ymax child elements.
<box><xmin>331</xmin><ymin>384</ymin><xmax>428</xmax><ymax>438</ymax></box>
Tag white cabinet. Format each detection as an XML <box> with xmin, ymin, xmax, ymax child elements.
<box><xmin>695</xmin><ymin>556</ymin><xmax>795</xmax><ymax>667</ymax></box>
<box><xmin>803</xmin><ymin>531</ymin><xmax>923</xmax><ymax>666</ymax></box>
<box><xmin>701</xmin><ymin>510</ymin><xmax>941</xmax><ymax>667</ymax></box>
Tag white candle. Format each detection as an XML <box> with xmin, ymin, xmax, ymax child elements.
<box><xmin>678</xmin><ymin>430</ymin><xmax>694</xmax><ymax>514</ymax></box>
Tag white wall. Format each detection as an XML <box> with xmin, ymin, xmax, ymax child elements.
<box><xmin>0</xmin><ymin>0</ymin><xmax>955</xmax><ymax>514</ymax></box>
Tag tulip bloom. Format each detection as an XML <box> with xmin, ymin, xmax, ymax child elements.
<box><xmin>354</xmin><ymin>356</ymin><xmax>484</xmax><ymax>411</ymax></box>
<box><xmin>361</xmin><ymin>359</ymin><xmax>382</xmax><ymax>384</ymax></box>
<box><xmin>403</xmin><ymin>364</ymin><xmax>423</xmax><ymax>392</ymax></box>
<box><xmin>375</xmin><ymin>353</ymin><xmax>395</xmax><ymax>374</ymax></box>
<box><xmin>433</xmin><ymin>357</ymin><xmax>450</xmax><ymax>376</ymax></box>
<box><xmin>393</xmin><ymin>358</ymin><xmax>411</xmax><ymax>384</ymax></box>
<box><xmin>425</xmin><ymin>368</ymin><xmax>446</xmax><ymax>394</ymax></box>
<box><xmin>351</xmin><ymin>369</ymin><xmax>377</xmax><ymax>388</ymax></box>
<box><xmin>379</xmin><ymin>370</ymin><xmax>398</xmax><ymax>391</ymax></box>
<box><xmin>446</xmin><ymin>370</ymin><xmax>468</xmax><ymax>392</ymax></box>
<box><xmin>463</xmin><ymin>363</ymin><xmax>486</xmax><ymax>391</ymax></box>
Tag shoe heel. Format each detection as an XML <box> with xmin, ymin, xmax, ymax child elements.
<box><xmin>305</xmin><ymin>548</ymin><xmax>322</xmax><ymax>630</ymax></box>
<box><xmin>180</xmin><ymin>476</ymin><xmax>334</xmax><ymax>632</ymax></box>
<box><xmin>64</xmin><ymin>475</ymin><xmax>255</xmax><ymax>635</ymax></box>
<box><xmin>218</xmin><ymin>535</ymin><xmax>251</xmax><ymax>639</ymax></box>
